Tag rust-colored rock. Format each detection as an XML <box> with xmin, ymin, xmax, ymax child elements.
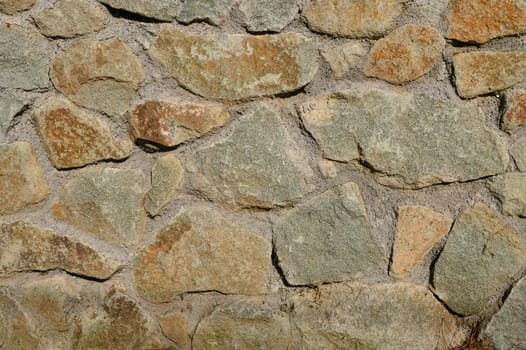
<box><xmin>0</xmin><ymin>0</ymin><xmax>35</xmax><ymax>14</ymax></box>
<box><xmin>447</xmin><ymin>0</ymin><xmax>526</xmax><ymax>44</ymax></box>
<box><xmin>502</xmin><ymin>89</ymin><xmax>526</xmax><ymax>134</ymax></box>
<box><xmin>159</xmin><ymin>315</ymin><xmax>189</xmax><ymax>346</ymax></box>
<box><xmin>365</xmin><ymin>24</ymin><xmax>445</xmax><ymax>84</ymax></box>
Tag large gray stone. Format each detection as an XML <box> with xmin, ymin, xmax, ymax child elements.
<box><xmin>239</xmin><ymin>0</ymin><xmax>298</xmax><ymax>33</ymax></box>
<box><xmin>97</xmin><ymin>0</ymin><xmax>177</xmax><ymax>21</ymax></box>
<box><xmin>432</xmin><ymin>203</ymin><xmax>526</xmax><ymax>315</ymax></box>
<box><xmin>490</xmin><ymin>173</ymin><xmax>526</xmax><ymax>217</ymax></box>
<box><xmin>299</xmin><ymin>89</ymin><xmax>508</xmax><ymax>189</ymax></box>
<box><xmin>0</xmin><ymin>94</ymin><xmax>25</xmax><ymax>138</ymax></box>
<box><xmin>177</xmin><ymin>0</ymin><xmax>235</xmax><ymax>25</ymax></box>
<box><xmin>273</xmin><ymin>182</ymin><xmax>386</xmax><ymax>285</ymax></box>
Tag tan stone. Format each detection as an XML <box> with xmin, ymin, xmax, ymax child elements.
<box><xmin>145</xmin><ymin>154</ymin><xmax>185</xmax><ymax>216</ymax></box>
<box><xmin>453</xmin><ymin>51</ymin><xmax>526</xmax><ymax>98</ymax></box>
<box><xmin>149</xmin><ymin>25</ymin><xmax>318</xmax><ymax>100</ymax></box>
<box><xmin>0</xmin><ymin>289</ymin><xmax>39</xmax><ymax>350</ymax></box>
<box><xmin>390</xmin><ymin>206</ymin><xmax>452</xmax><ymax>278</ymax></box>
<box><xmin>33</xmin><ymin>96</ymin><xmax>132</xmax><ymax>169</ymax></box>
<box><xmin>490</xmin><ymin>173</ymin><xmax>526</xmax><ymax>217</ymax></box>
<box><xmin>365</xmin><ymin>24</ymin><xmax>445</xmax><ymax>84</ymax></box>
<box><xmin>0</xmin><ymin>142</ymin><xmax>48</xmax><ymax>215</ymax></box>
<box><xmin>159</xmin><ymin>315</ymin><xmax>189</xmax><ymax>346</ymax></box>
<box><xmin>50</xmin><ymin>38</ymin><xmax>144</xmax><ymax>117</ymax></box>
<box><xmin>318</xmin><ymin>159</ymin><xmax>338</xmax><ymax>178</ymax></box>
<box><xmin>134</xmin><ymin>206</ymin><xmax>271</xmax><ymax>303</ymax></box>
<box><xmin>322</xmin><ymin>42</ymin><xmax>367</xmax><ymax>79</ymax></box>
<box><xmin>511</xmin><ymin>136</ymin><xmax>526</xmax><ymax>171</ymax></box>
<box><xmin>0</xmin><ymin>0</ymin><xmax>35</xmax><ymax>14</ymax></box>
<box><xmin>502</xmin><ymin>89</ymin><xmax>526</xmax><ymax>134</ymax></box>
<box><xmin>447</xmin><ymin>0</ymin><xmax>526</xmax><ymax>44</ymax></box>
<box><xmin>129</xmin><ymin>100</ymin><xmax>230</xmax><ymax>147</ymax></box>
<box><xmin>0</xmin><ymin>222</ymin><xmax>122</xmax><ymax>279</ymax></box>
<box><xmin>302</xmin><ymin>0</ymin><xmax>403</xmax><ymax>38</ymax></box>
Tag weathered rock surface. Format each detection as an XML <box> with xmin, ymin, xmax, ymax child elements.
<box><xmin>51</xmin><ymin>168</ymin><xmax>147</xmax><ymax>247</ymax></box>
<box><xmin>511</xmin><ymin>136</ymin><xmax>526</xmax><ymax>171</ymax></box>
<box><xmin>239</xmin><ymin>0</ymin><xmax>298</xmax><ymax>33</ymax></box>
<box><xmin>302</xmin><ymin>0</ymin><xmax>403</xmax><ymax>38</ymax></box>
<box><xmin>193</xmin><ymin>299</ymin><xmax>290</xmax><ymax>350</ymax></box>
<box><xmin>453</xmin><ymin>51</ymin><xmax>526</xmax><ymax>98</ymax></box>
<box><xmin>502</xmin><ymin>89</ymin><xmax>526</xmax><ymax>134</ymax></box>
<box><xmin>365</xmin><ymin>24</ymin><xmax>445</xmax><ymax>84</ymax></box>
<box><xmin>0</xmin><ymin>0</ymin><xmax>35</xmax><ymax>14</ymax></box>
<box><xmin>149</xmin><ymin>25</ymin><xmax>318</xmax><ymax>100</ymax></box>
<box><xmin>0</xmin><ymin>289</ymin><xmax>39</xmax><ymax>349</ymax></box>
<box><xmin>129</xmin><ymin>100</ymin><xmax>230</xmax><ymax>148</ymax></box>
<box><xmin>134</xmin><ymin>206</ymin><xmax>271</xmax><ymax>303</ymax></box>
<box><xmin>177</xmin><ymin>0</ymin><xmax>235</xmax><ymax>25</ymax></box>
<box><xmin>0</xmin><ymin>142</ymin><xmax>49</xmax><ymax>215</ymax></box>
<box><xmin>299</xmin><ymin>89</ymin><xmax>508</xmax><ymax>188</ymax></box>
<box><xmin>50</xmin><ymin>38</ymin><xmax>144</xmax><ymax>117</ymax></box>
<box><xmin>273</xmin><ymin>182</ymin><xmax>386</xmax><ymax>285</ymax></box>
<box><xmin>490</xmin><ymin>173</ymin><xmax>526</xmax><ymax>217</ymax></box>
<box><xmin>432</xmin><ymin>203</ymin><xmax>526</xmax><ymax>315</ymax></box>
<box><xmin>390</xmin><ymin>206</ymin><xmax>452</xmax><ymax>278</ymax></box>
<box><xmin>447</xmin><ymin>0</ymin><xmax>526</xmax><ymax>44</ymax></box>
<box><xmin>159</xmin><ymin>315</ymin><xmax>189</xmax><ymax>346</ymax></box>
<box><xmin>97</xmin><ymin>0</ymin><xmax>177</xmax><ymax>21</ymax></box>
<box><xmin>322</xmin><ymin>42</ymin><xmax>367</xmax><ymax>79</ymax></box>
<box><xmin>290</xmin><ymin>282</ymin><xmax>465</xmax><ymax>350</ymax></box>
<box><xmin>188</xmin><ymin>103</ymin><xmax>312</xmax><ymax>208</ymax></box>
<box><xmin>145</xmin><ymin>154</ymin><xmax>184</xmax><ymax>216</ymax></box>
<box><xmin>0</xmin><ymin>222</ymin><xmax>121</xmax><ymax>279</ymax></box>
<box><xmin>0</xmin><ymin>94</ymin><xmax>25</xmax><ymax>138</ymax></box>
<box><xmin>33</xmin><ymin>96</ymin><xmax>132</xmax><ymax>169</ymax></box>
<box><xmin>0</xmin><ymin>24</ymin><xmax>50</xmax><ymax>89</ymax></box>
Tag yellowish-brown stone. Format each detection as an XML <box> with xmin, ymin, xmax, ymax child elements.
<box><xmin>0</xmin><ymin>0</ymin><xmax>35</xmax><ymax>14</ymax></box>
<box><xmin>159</xmin><ymin>315</ymin><xmax>189</xmax><ymax>346</ymax></box>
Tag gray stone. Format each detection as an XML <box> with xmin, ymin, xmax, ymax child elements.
<box><xmin>97</xmin><ymin>0</ymin><xmax>178</xmax><ymax>21</ymax></box>
<box><xmin>145</xmin><ymin>154</ymin><xmax>185</xmax><ymax>216</ymax></box>
<box><xmin>432</xmin><ymin>203</ymin><xmax>526</xmax><ymax>315</ymax></box>
<box><xmin>490</xmin><ymin>173</ymin><xmax>526</xmax><ymax>217</ymax></box>
<box><xmin>322</xmin><ymin>42</ymin><xmax>368</xmax><ymax>79</ymax></box>
<box><xmin>273</xmin><ymin>182</ymin><xmax>386</xmax><ymax>285</ymax></box>
<box><xmin>0</xmin><ymin>289</ymin><xmax>39</xmax><ymax>350</ymax></box>
<box><xmin>239</xmin><ymin>0</ymin><xmax>298</xmax><ymax>33</ymax></box>
<box><xmin>177</xmin><ymin>0</ymin><xmax>234</xmax><ymax>25</ymax></box>
<box><xmin>511</xmin><ymin>136</ymin><xmax>526</xmax><ymax>171</ymax></box>
<box><xmin>188</xmin><ymin>103</ymin><xmax>313</xmax><ymax>208</ymax></box>
<box><xmin>0</xmin><ymin>94</ymin><xmax>25</xmax><ymax>137</ymax></box>
<box><xmin>299</xmin><ymin>89</ymin><xmax>508</xmax><ymax>189</ymax></box>
<box><xmin>0</xmin><ymin>24</ymin><xmax>50</xmax><ymax>89</ymax></box>
<box><xmin>51</xmin><ymin>168</ymin><xmax>147</xmax><ymax>247</ymax></box>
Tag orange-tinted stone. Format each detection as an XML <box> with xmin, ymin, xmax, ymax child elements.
<box><xmin>158</xmin><ymin>316</ymin><xmax>189</xmax><ymax>345</ymax></box>
<box><xmin>502</xmin><ymin>90</ymin><xmax>526</xmax><ymax>134</ymax></box>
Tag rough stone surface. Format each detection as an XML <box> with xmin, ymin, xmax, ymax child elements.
<box><xmin>33</xmin><ymin>96</ymin><xmax>132</xmax><ymax>169</ymax></box>
<box><xmin>0</xmin><ymin>24</ymin><xmax>50</xmax><ymax>89</ymax></box>
<box><xmin>390</xmin><ymin>206</ymin><xmax>452</xmax><ymax>278</ymax></box>
<box><xmin>97</xmin><ymin>0</ymin><xmax>177</xmax><ymax>21</ymax></box>
<box><xmin>490</xmin><ymin>173</ymin><xmax>526</xmax><ymax>217</ymax></box>
<box><xmin>149</xmin><ymin>25</ymin><xmax>318</xmax><ymax>100</ymax></box>
<box><xmin>0</xmin><ymin>0</ymin><xmax>35</xmax><ymax>14</ymax></box>
<box><xmin>302</xmin><ymin>0</ymin><xmax>403</xmax><ymax>38</ymax></box>
<box><xmin>299</xmin><ymin>89</ymin><xmax>508</xmax><ymax>189</ymax></box>
<box><xmin>51</xmin><ymin>168</ymin><xmax>147</xmax><ymax>247</ymax></box>
<box><xmin>365</xmin><ymin>24</ymin><xmax>445</xmax><ymax>84</ymax></box>
<box><xmin>188</xmin><ymin>103</ymin><xmax>313</xmax><ymax>208</ymax></box>
<box><xmin>0</xmin><ymin>289</ymin><xmax>39</xmax><ymax>349</ymax></box>
<box><xmin>447</xmin><ymin>0</ymin><xmax>526</xmax><ymax>44</ymax></box>
<box><xmin>291</xmin><ymin>282</ymin><xmax>465</xmax><ymax>350</ymax></box>
<box><xmin>511</xmin><ymin>136</ymin><xmax>526</xmax><ymax>171</ymax></box>
<box><xmin>134</xmin><ymin>206</ymin><xmax>271</xmax><ymax>303</ymax></box>
<box><xmin>502</xmin><ymin>89</ymin><xmax>526</xmax><ymax>134</ymax></box>
<box><xmin>145</xmin><ymin>154</ymin><xmax>184</xmax><ymax>216</ymax></box>
<box><xmin>193</xmin><ymin>299</ymin><xmax>290</xmax><ymax>350</ymax></box>
<box><xmin>273</xmin><ymin>182</ymin><xmax>386</xmax><ymax>285</ymax></box>
<box><xmin>484</xmin><ymin>275</ymin><xmax>526</xmax><ymax>350</ymax></box>
<box><xmin>50</xmin><ymin>38</ymin><xmax>145</xmax><ymax>117</ymax></box>
<box><xmin>322</xmin><ymin>42</ymin><xmax>368</xmax><ymax>79</ymax></box>
<box><xmin>129</xmin><ymin>100</ymin><xmax>230</xmax><ymax>148</ymax></box>
<box><xmin>0</xmin><ymin>94</ymin><xmax>25</xmax><ymax>138</ymax></box>
<box><xmin>177</xmin><ymin>0</ymin><xmax>235</xmax><ymax>25</ymax></box>
<box><xmin>239</xmin><ymin>0</ymin><xmax>298</xmax><ymax>33</ymax></box>
<box><xmin>0</xmin><ymin>221</ymin><xmax>121</xmax><ymax>279</ymax></box>
<box><xmin>432</xmin><ymin>203</ymin><xmax>526</xmax><ymax>315</ymax></box>
<box><xmin>453</xmin><ymin>51</ymin><xmax>526</xmax><ymax>99</ymax></box>
<box><xmin>0</xmin><ymin>142</ymin><xmax>49</xmax><ymax>215</ymax></box>
<box><xmin>159</xmin><ymin>315</ymin><xmax>189</xmax><ymax>346</ymax></box>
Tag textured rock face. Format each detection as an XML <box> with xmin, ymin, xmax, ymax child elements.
<box><xmin>134</xmin><ymin>206</ymin><xmax>271</xmax><ymax>303</ymax></box>
<box><xmin>145</xmin><ymin>154</ymin><xmax>185</xmax><ymax>216</ymax></box>
<box><xmin>0</xmin><ymin>289</ymin><xmax>39</xmax><ymax>349</ymax></box>
<box><xmin>129</xmin><ymin>100</ymin><xmax>230</xmax><ymax>147</ymax></box>
<box><xmin>177</xmin><ymin>0</ymin><xmax>235</xmax><ymax>25</ymax></box>
<box><xmin>149</xmin><ymin>25</ymin><xmax>318</xmax><ymax>100</ymax></box>
<box><xmin>299</xmin><ymin>89</ymin><xmax>508</xmax><ymax>188</ymax></box>
<box><xmin>193</xmin><ymin>300</ymin><xmax>290</xmax><ymax>350</ymax></box>
<box><xmin>188</xmin><ymin>103</ymin><xmax>312</xmax><ymax>208</ymax></box>
<box><xmin>158</xmin><ymin>315</ymin><xmax>189</xmax><ymax>346</ymax></box>
<box><xmin>239</xmin><ymin>0</ymin><xmax>298</xmax><ymax>33</ymax></box>
<box><xmin>290</xmin><ymin>282</ymin><xmax>464</xmax><ymax>350</ymax></box>
<box><xmin>50</xmin><ymin>38</ymin><xmax>145</xmax><ymax>117</ymax></box>
<box><xmin>511</xmin><ymin>136</ymin><xmax>526</xmax><ymax>171</ymax></box>
<box><xmin>365</xmin><ymin>24</ymin><xmax>445</xmax><ymax>84</ymax></box>
<box><xmin>453</xmin><ymin>51</ymin><xmax>526</xmax><ymax>98</ymax></box>
<box><xmin>490</xmin><ymin>173</ymin><xmax>526</xmax><ymax>217</ymax></box>
<box><xmin>0</xmin><ymin>0</ymin><xmax>35</xmax><ymax>14</ymax></box>
<box><xmin>33</xmin><ymin>96</ymin><xmax>132</xmax><ymax>169</ymax></box>
<box><xmin>447</xmin><ymin>0</ymin><xmax>526</xmax><ymax>44</ymax></box>
<box><xmin>502</xmin><ymin>89</ymin><xmax>526</xmax><ymax>134</ymax></box>
<box><xmin>322</xmin><ymin>42</ymin><xmax>368</xmax><ymax>79</ymax></box>
<box><xmin>273</xmin><ymin>182</ymin><xmax>386</xmax><ymax>285</ymax></box>
<box><xmin>97</xmin><ymin>0</ymin><xmax>178</xmax><ymax>21</ymax></box>
<box><xmin>0</xmin><ymin>222</ymin><xmax>121</xmax><ymax>279</ymax></box>
<box><xmin>0</xmin><ymin>94</ymin><xmax>25</xmax><ymax>137</ymax></box>
<box><xmin>0</xmin><ymin>142</ymin><xmax>49</xmax><ymax>215</ymax></box>
<box><xmin>302</xmin><ymin>0</ymin><xmax>403</xmax><ymax>38</ymax></box>
<box><xmin>51</xmin><ymin>168</ymin><xmax>147</xmax><ymax>247</ymax></box>
<box><xmin>432</xmin><ymin>203</ymin><xmax>526</xmax><ymax>315</ymax></box>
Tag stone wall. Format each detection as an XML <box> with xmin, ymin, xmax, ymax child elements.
<box><xmin>1</xmin><ymin>0</ymin><xmax>526</xmax><ymax>349</ymax></box>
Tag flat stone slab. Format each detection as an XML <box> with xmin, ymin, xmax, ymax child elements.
<box><xmin>177</xmin><ymin>0</ymin><xmax>235</xmax><ymax>25</ymax></box>
<box><xmin>239</xmin><ymin>0</ymin><xmax>298</xmax><ymax>33</ymax></box>
<box><xmin>145</xmin><ymin>154</ymin><xmax>185</xmax><ymax>216</ymax></box>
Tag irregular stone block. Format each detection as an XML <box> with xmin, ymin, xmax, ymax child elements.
<box><xmin>50</xmin><ymin>38</ymin><xmax>145</xmax><ymax>117</ymax></box>
<box><xmin>302</xmin><ymin>0</ymin><xmax>403</xmax><ymax>38</ymax></box>
<box><xmin>0</xmin><ymin>290</ymin><xmax>38</xmax><ymax>350</ymax></box>
<box><xmin>432</xmin><ymin>203</ymin><xmax>526</xmax><ymax>315</ymax></box>
<box><xmin>239</xmin><ymin>0</ymin><xmax>298</xmax><ymax>33</ymax></box>
<box><xmin>0</xmin><ymin>0</ymin><xmax>35</xmax><ymax>14</ymax></box>
<box><xmin>490</xmin><ymin>173</ymin><xmax>526</xmax><ymax>217</ymax></box>
<box><xmin>299</xmin><ymin>89</ymin><xmax>508</xmax><ymax>188</ymax></box>
<box><xmin>502</xmin><ymin>89</ymin><xmax>526</xmax><ymax>134</ymax></box>
<box><xmin>51</xmin><ymin>168</ymin><xmax>147</xmax><ymax>247</ymax></box>
<box><xmin>177</xmin><ymin>0</ymin><xmax>235</xmax><ymax>25</ymax></box>
<box><xmin>511</xmin><ymin>136</ymin><xmax>526</xmax><ymax>171</ymax></box>
<box><xmin>159</xmin><ymin>315</ymin><xmax>189</xmax><ymax>346</ymax></box>
<box><xmin>322</xmin><ymin>42</ymin><xmax>367</xmax><ymax>79</ymax></box>
<box><xmin>0</xmin><ymin>142</ymin><xmax>49</xmax><ymax>215</ymax></box>
<box><xmin>33</xmin><ymin>96</ymin><xmax>132</xmax><ymax>169</ymax></box>
<box><xmin>273</xmin><ymin>182</ymin><xmax>386</xmax><ymax>285</ymax></box>
<box><xmin>97</xmin><ymin>0</ymin><xmax>178</xmax><ymax>21</ymax></box>
<box><xmin>0</xmin><ymin>93</ymin><xmax>25</xmax><ymax>137</ymax></box>
<box><xmin>134</xmin><ymin>206</ymin><xmax>271</xmax><ymax>303</ymax></box>
<box><xmin>145</xmin><ymin>154</ymin><xmax>185</xmax><ymax>216</ymax></box>
<box><xmin>149</xmin><ymin>25</ymin><xmax>318</xmax><ymax>100</ymax></box>
<box><xmin>365</xmin><ymin>24</ymin><xmax>445</xmax><ymax>84</ymax></box>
